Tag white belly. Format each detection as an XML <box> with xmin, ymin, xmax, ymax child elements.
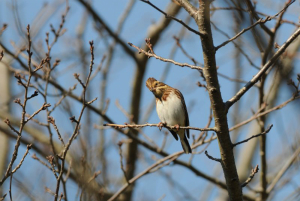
<box><xmin>156</xmin><ymin>92</ymin><xmax>185</xmax><ymax>126</ymax></box>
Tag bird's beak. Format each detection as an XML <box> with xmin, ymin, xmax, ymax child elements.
<box><xmin>150</xmin><ymin>87</ymin><xmax>154</xmax><ymax>92</ymax></box>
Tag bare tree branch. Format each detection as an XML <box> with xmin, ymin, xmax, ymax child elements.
<box><xmin>173</xmin><ymin>0</ymin><xmax>198</xmax><ymax>19</ymax></box>
<box><xmin>140</xmin><ymin>0</ymin><xmax>202</xmax><ymax>36</ymax></box>
<box><xmin>232</xmin><ymin>125</ymin><xmax>273</xmax><ymax>148</ymax></box>
<box><xmin>267</xmin><ymin>146</ymin><xmax>300</xmax><ymax>194</ymax></box>
<box><xmin>103</xmin><ymin>123</ymin><xmax>216</xmax><ymax>132</ymax></box>
<box><xmin>77</xmin><ymin>0</ymin><xmax>138</xmax><ymax>63</ymax></box>
<box><xmin>205</xmin><ymin>150</ymin><xmax>221</xmax><ymax>162</ymax></box>
<box><xmin>128</xmin><ymin>42</ymin><xmax>203</xmax><ymax>70</ymax></box>
<box><xmin>226</xmin><ymin>27</ymin><xmax>300</xmax><ymax>111</ymax></box>
<box><xmin>215</xmin><ymin>0</ymin><xmax>296</xmax><ymax>50</ymax></box>
<box><xmin>241</xmin><ymin>165</ymin><xmax>259</xmax><ymax>188</ymax></box>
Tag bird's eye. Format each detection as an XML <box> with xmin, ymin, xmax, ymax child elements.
<box><xmin>155</xmin><ymin>83</ymin><xmax>158</xmax><ymax>86</ymax></box>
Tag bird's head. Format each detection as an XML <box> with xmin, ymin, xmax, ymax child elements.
<box><xmin>146</xmin><ymin>77</ymin><xmax>168</xmax><ymax>98</ymax></box>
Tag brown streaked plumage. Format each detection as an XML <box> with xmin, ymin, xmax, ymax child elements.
<box><xmin>146</xmin><ymin>77</ymin><xmax>191</xmax><ymax>154</ymax></box>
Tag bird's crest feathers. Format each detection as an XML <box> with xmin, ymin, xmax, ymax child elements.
<box><xmin>146</xmin><ymin>77</ymin><xmax>168</xmax><ymax>99</ymax></box>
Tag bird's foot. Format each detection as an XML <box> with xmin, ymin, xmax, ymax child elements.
<box><xmin>158</xmin><ymin>122</ymin><xmax>165</xmax><ymax>131</ymax></box>
<box><xmin>174</xmin><ymin>124</ymin><xmax>180</xmax><ymax>131</ymax></box>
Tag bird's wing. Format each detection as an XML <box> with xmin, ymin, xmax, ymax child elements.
<box><xmin>169</xmin><ymin>129</ymin><xmax>179</xmax><ymax>141</ymax></box>
<box><xmin>175</xmin><ymin>89</ymin><xmax>190</xmax><ymax>139</ymax></box>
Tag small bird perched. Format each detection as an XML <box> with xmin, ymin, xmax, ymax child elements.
<box><xmin>146</xmin><ymin>77</ymin><xmax>192</xmax><ymax>154</ymax></box>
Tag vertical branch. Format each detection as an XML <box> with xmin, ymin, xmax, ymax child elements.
<box><xmin>258</xmin><ymin>4</ymin><xmax>287</xmax><ymax>200</ymax></box>
<box><xmin>44</xmin><ymin>4</ymin><xmax>70</xmax><ymax>199</ymax></box>
<box><xmin>187</xmin><ymin>0</ymin><xmax>243</xmax><ymax>200</ymax></box>
<box><xmin>231</xmin><ymin>1</ymin><xmax>259</xmax><ymax>195</ymax></box>
<box><xmin>230</xmin><ymin>4</ymin><xmax>244</xmax><ymax>141</ymax></box>
<box><xmin>98</xmin><ymin>0</ymin><xmax>135</xmax><ymax>186</ymax></box>
<box><xmin>77</xmin><ymin>10</ymin><xmax>90</xmax><ymax>175</ymax></box>
<box><xmin>0</xmin><ymin>25</ymin><xmax>46</xmax><ymax>195</ymax></box>
<box><xmin>0</xmin><ymin>54</ymin><xmax>11</xmax><ymax>196</ymax></box>
<box><xmin>54</xmin><ymin>41</ymin><xmax>96</xmax><ymax>201</ymax></box>
<box><xmin>1</xmin><ymin>26</ymin><xmax>34</xmax><ymax>187</ymax></box>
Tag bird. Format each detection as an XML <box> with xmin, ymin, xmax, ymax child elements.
<box><xmin>146</xmin><ymin>77</ymin><xmax>192</xmax><ymax>154</ymax></box>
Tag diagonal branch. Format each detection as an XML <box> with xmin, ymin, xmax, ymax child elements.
<box><xmin>225</xmin><ymin>27</ymin><xmax>300</xmax><ymax>111</ymax></box>
<box><xmin>211</xmin><ymin>22</ymin><xmax>260</xmax><ymax>69</ymax></box>
<box><xmin>140</xmin><ymin>0</ymin><xmax>202</xmax><ymax>37</ymax></box>
<box><xmin>241</xmin><ymin>165</ymin><xmax>259</xmax><ymax>188</ymax></box>
<box><xmin>77</xmin><ymin>0</ymin><xmax>138</xmax><ymax>63</ymax></box>
<box><xmin>173</xmin><ymin>0</ymin><xmax>198</xmax><ymax>19</ymax></box>
<box><xmin>128</xmin><ymin>42</ymin><xmax>203</xmax><ymax>70</ymax></box>
<box><xmin>108</xmin><ymin>137</ymin><xmax>236</xmax><ymax>201</ymax></box>
<box><xmin>215</xmin><ymin>0</ymin><xmax>295</xmax><ymax>50</ymax></box>
<box><xmin>0</xmin><ymin>32</ymin><xmax>251</xmax><ymax>201</ymax></box>
<box><xmin>229</xmin><ymin>95</ymin><xmax>299</xmax><ymax>131</ymax></box>
<box><xmin>267</xmin><ymin>146</ymin><xmax>300</xmax><ymax>194</ymax></box>
<box><xmin>232</xmin><ymin>125</ymin><xmax>273</xmax><ymax>148</ymax></box>
<box><xmin>108</xmin><ymin>152</ymin><xmax>181</xmax><ymax>201</ymax></box>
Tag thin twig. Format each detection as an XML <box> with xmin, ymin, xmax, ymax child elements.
<box><xmin>103</xmin><ymin>123</ymin><xmax>216</xmax><ymax>132</ymax></box>
<box><xmin>128</xmin><ymin>42</ymin><xmax>203</xmax><ymax>71</ymax></box>
<box><xmin>77</xmin><ymin>0</ymin><xmax>137</xmax><ymax>62</ymax></box>
<box><xmin>267</xmin><ymin>146</ymin><xmax>300</xmax><ymax>193</ymax></box>
<box><xmin>31</xmin><ymin>154</ymin><xmax>58</xmax><ymax>179</ymax></box>
<box><xmin>241</xmin><ymin>165</ymin><xmax>259</xmax><ymax>187</ymax></box>
<box><xmin>54</xmin><ymin>41</ymin><xmax>96</xmax><ymax>201</ymax></box>
<box><xmin>118</xmin><ymin>142</ymin><xmax>129</xmax><ymax>183</ymax></box>
<box><xmin>229</xmin><ymin>95</ymin><xmax>299</xmax><ymax>131</ymax></box>
<box><xmin>89</xmin><ymin>54</ymin><xmax>106</xmax><ymax>81</ymax></box>
<box><xmin>24</xmin><ymin>114</ymin><xmax>48</xmax><ymax>126</ymax></box>
<box><xmin>159</xmin><ymin>132</ymin><xmax>168</xmax><ymax>152</ymax></box>
<box><xmin>0</xmin><ymin>25</ymin><xmax>43</xmax><ymax>190</ymax></box>
<box><xmin>48</xmin><ymin>116</ymin><xmax>65</xmax><ymax>146</ymax></box>
<box><xmin>87</xmin><ymin>170</ymin><xmax>101</xmax><ymax>184</ymax></box>
<box><xmin>215</xmin><ymin>0</ymin><xmax>296</xmax><ymax>50</ymax></box>
<box><xmin>108</xmin><ymin>144</ymin><xmax>190</xmax><ymax>201</ymax></box>
<box><xmin>0</xmin><ymin>193</ymin><xmax>6</xmax><ymax>201</ymax></box>
<box><xmin>79</xmin><ymin>170</ymin><xmax>101</xmax><ymax>200</ymax></box>
<box><xmin>140</xmin><ymin>0</ymin><xmax>202</xmax><ymax>37</ymax></box>
<box><xmin>3</xmin><ymin>119</ymin><xmax>20</xmax><ymax>136</ymax></box>
<box><xmin>11</xmin><ymin>144</ymin><xmax>32</xmax><ymax>174</ymax></box>
<box><xmin>48</xmin><ymin>85</ymin><xmax>77</xmax><ymax>114</ymax></box>
<box><xmin>196</xmin><ymin>109</ymin><xmax>213</xmax><ymax>142</ymax></box>
<box><xmin>211</xmin><ymin>22</ymin><xmax>260</xmax><ymax>70</ymax></box>
<box><xmin>115</xmin><ymin>100</ymin><xmax>133</xmax><ymax>122</ymax></box>
<box><xmin>0</xmin><ymin>23</ymin><xmax>8</xmax><ymax>36</ymax></box>
<box><xmin>225</xmin><ymin>27</ymin><xmax>300</xmax><ymax>111</ymax></box>
<box><xmin>25</xmin><ymin>103</ymin><xmax>51</xmax><ymax>123</ymax></box>
<box><xmin>218</xmin><ymin>72</ymin><xmax>259</xmax><ymax>86</ymax></box>
<box><xmin>204</xmin><ymin>150</ymin><xmax>221</xmax><ymax>162</ymax></box>
<box><xmin>63</xmin><ymin>159</ymin><xmax>72</xmax><ymax>183</ymax></box>
<box><xmin>232</xmin><ymin>125</ymin><xmax>273</xmax><ymax>148</ymax></box>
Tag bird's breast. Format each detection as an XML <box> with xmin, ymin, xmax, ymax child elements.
<box><xmin>156</xmin><ymin>91</ymin><xmax>185</xmax><ymax>126</ymax></box>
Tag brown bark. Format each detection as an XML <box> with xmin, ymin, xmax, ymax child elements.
<box><xmin>194</xmin><ymin>1</ymin><xmax>243</xmax><ymax>200</ymax></box>
<box><xmin>174</xmin><ymin>0</ymin><xmax>243</xmax><ymax>199</ymax></box>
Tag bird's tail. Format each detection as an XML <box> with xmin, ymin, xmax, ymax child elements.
<box><xmin>180</xmin><ymin>135</ymin><xmax>192</xmax><ymax>154</ymax></box>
